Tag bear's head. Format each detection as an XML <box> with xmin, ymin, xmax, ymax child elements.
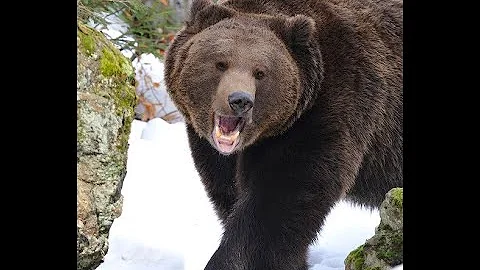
<box><xmin>165</xmin><ymin>0</ymin><xmax>323</xmax><ymax>155</ymax></box>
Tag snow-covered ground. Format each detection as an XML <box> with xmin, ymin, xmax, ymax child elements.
<box><xmin>95</xmin><ymin>118</ymin><xmax>402</xmax><ymax>270</ymax></box>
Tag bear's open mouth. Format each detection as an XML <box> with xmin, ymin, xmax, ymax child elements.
<box><xmin>212</xmin><ymin>114</ymin><xmax>246</xmax><ymax>154</ymax></box>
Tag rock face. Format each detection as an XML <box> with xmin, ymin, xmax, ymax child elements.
<box><xmin>77</xmin><ymin>22</ymin><xmax>137</xmax><ymax>270</ymax></box>
<box><xmin>345</xmin><ymin>188</ymin><xmax>403</xmax><ymax>270</ymax></box>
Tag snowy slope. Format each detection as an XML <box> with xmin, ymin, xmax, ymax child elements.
<box><xmin>95</xmin><ymin>118</ymin><xmax>402</xmax><ymax>270</ymax></box>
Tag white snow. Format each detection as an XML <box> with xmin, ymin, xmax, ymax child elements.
<box><xmin>96</xmin><ymin>118</ymin><xmax>403</xmax><ymax>270</ymax></box>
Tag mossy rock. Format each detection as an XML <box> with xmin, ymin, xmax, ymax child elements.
<box><xmin>77</xmin><ymin>22</ymin><xmax>137</xmax><ymax>155</ymax></box>
<box><xmin>345</xmin><ymin>188</ymin><xmax>403</xmax><ymax>270</ymax></box>
<box><xmin>77</xmin><ymin>21</ymin><xmax>136</xmax><ymax>270</ymax></box>
<box><xmin>345</xmin><ymin>245</ymin><xmax>366</xmax><ymax>270</ymax></box>
<box><xmin>379</xmin><ymin>188</ymin><xmax>403</xmax><ymax>231</ymax></box>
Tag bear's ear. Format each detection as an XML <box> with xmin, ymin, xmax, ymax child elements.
<box><xmin>185</xmin><ymin>0</ymin><xmax>236</xmax><ymax>33</ymax></box>
<box><xmin>285</xmin><ymin>15</ymin><xmax>316</xmax><ymax>46</ymax></box>
<box><xmin>269</xmin><ymin>15</ymin><xmax>316</xmax><ymax>49</ymax></box>
<box><xmin>187</xmin><ymin>0</ymin><xmax>211</xmax><ymax>20</ymax></box>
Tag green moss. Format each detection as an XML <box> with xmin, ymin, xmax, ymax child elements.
<box><xmin>345</xmin><ymin>245</ymin><xmax>365</xmax><ymax>270</ymax></box>
<box><xmin>100</xmin><ymin>47</ymin><xmax>133</xmax><ymax>78</ymax></box>
<box><xmin>111</xmin><ymin>80</ymin><xmax>136</xmax><ymax>154</ymax></box>
<box><xmin>390</xmin><ymin>188</ymin><xmax>403</xmax><ymax>209</ymax></box>
<box><xmin>78</xmin><ymin>22</ymin><xmax>133</xmax><ymax>79</ymax></box>
<box><xmin>113</xmin><ymin>84</ymin><xmax>136</xmax><ymax>115</ymax></box>
<box><xmin>77</xmin><ymin>23</ymin><xmax>100</xmax><ymax>57</ymax></box>
<box><xmin>375</xmin><ymin>230</ymin><xmax>403</xmax><ymax>265</ymax></box>
<box><xmin>78</xmin><ymin>31</ymin><xmax>96</xmax><ymax>56</ymax></box>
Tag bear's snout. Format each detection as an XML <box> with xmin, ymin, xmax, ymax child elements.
<box><xmin>228</xmin><ymin>91</ymin><xmax>254</xmax><ymax>116</ymax></box>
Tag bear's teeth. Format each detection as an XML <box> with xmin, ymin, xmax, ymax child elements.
<box><xmin>219</xmin><ymin>131</ymin><xmax>240</xmax><ymax>142</ymax></box>
<box><xmin>215</xmin><ymin>125</ymin><xmax>222</xmax><ymax>138</ymax></box>
<box><xmin>215</xmin><ymin>125</ymin><xmax>240</xmax><ymax>143</ymax></box>
<box><xmin>227</xmin><ymin>130</ymin><xmax>240</xmax><ymax>141</ymax></box>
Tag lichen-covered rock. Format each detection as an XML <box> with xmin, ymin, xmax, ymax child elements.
<box><xmin>77</xmin><ymin>22</ymin><xmax>136</xmax><ymax>270</ymax></box>
<box><xmin>345</xmin><ymin>188</ymin><xmax>403</xmax><ymax>270</ymax></box>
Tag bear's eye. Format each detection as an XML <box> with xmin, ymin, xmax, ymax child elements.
<box><xmin>216</xmin><ymin>61</ymin><xmax>228</xmax><ymax>71</ymax></box>
<box><xmin>253</xmin><ymin>70</ymin><xmax>265</xmax><ymax>80</ymax></box>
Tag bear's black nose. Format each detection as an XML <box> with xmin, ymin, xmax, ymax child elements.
<box><xmin>228</xmin><ymin>91</ymin><xmax>254</xmax><ymax>116</ymax></box>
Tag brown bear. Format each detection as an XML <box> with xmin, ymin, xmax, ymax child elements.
<box><xmin>164</xmin><ymin>0</ymin><xmax>403</xmax><ymax>269</ymax></box>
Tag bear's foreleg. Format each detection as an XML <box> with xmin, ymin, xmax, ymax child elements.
<box><xmin>204</xmin><ymin>145</ymin><xmax>346</xmax><ymax>270</ymax></box>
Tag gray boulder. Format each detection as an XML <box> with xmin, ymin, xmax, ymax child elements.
<box><xmin>345</xmin><ymin>188</ymin><xmax>403</xmax><ymax>270</ymax></box>
<box><xmin>77</xmin><ymin>22</ymin><xmax>136</xmax><ymax>270</ymax></box>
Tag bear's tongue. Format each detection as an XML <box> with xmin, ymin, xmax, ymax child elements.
<box><xmin>219</xmin><ymin>116</ymin><xmax>241</xmax><ymax>134</ymax></box>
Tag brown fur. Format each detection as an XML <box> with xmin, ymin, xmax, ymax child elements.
<box><xmin>164</xmin><ymin>0</ymin><xmax>402</xmax><ymax>269</ymax></box>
